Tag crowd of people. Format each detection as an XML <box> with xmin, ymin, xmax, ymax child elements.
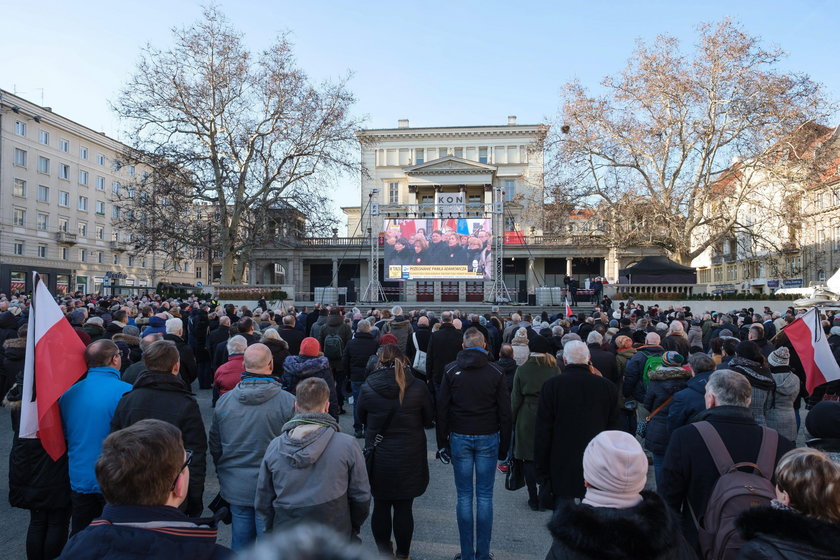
<box><xmin>0</xmin><ymin>292</ymin><xmax>839</xmax><ymax>560</ymax></box>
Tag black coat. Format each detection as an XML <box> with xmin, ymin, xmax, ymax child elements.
<box><xmin>262</xmin><ymin>339</ymin><xmax>290</xmax><ymax>377</ymax></box>
<box><xmin>278</xmin><ymin>326</ymin><xmax>305</xmax><ymax>356</ymax></box>
<box><xmin>207</xmin><ymin>325</ymin><xmax>230</xmax><ymax>370</ymax></box>
<box><xmin>535</xmin><ymin>364</ymin><xmax>620</xmax><ymax>500</ymax></box>
<box><xmin>0</xmin><ymin>311</ymin><xmax>20</xmax><ymax>347</ymax></box>
<box><xmin>1</xmin><ymin>336</ymin><xmax>26</xmax><ymax>399</ymax></box>
<box><xmin>188</xmin><ymin>310</ymin><xmax>210</xmax><ymax>364</ymax></box>
<box><xmin>110</xmin><ymin>372</ymin><xmax>208</xmax><ymax>517</ymax></box>
<box><xmin>426</xmin><ymin>323</ymin><xmax>463</xmax><ymax>385</ymax></box>
<box><xmin>546</xmin><ymin>491</ymin><xmax>697</xmax><ymax>560</ymax></box>
<box><xmin>357</xmin><ymin>366</ymin><xmax>434</xmax><ymax>500</ymax></box>
<box><xmin>164</xmin><ymin>333</ymin><xmax>198</xmax><ymax>386</ymax></box>
<box><xmin>406</xmin><ymin>325</ymin><xmax>432</xmax><ymax>364</ymax></box>
<box><xmin>588</xmin><ymin>343</ymin><xmax>618</xmax><ymax>384</ymax></box>
<box><xmin>343</xmin><ymin>332</ymin><xmax>379</xmax><ymax>382</ymax></box>
<box><xmin>737</xmin><ymin>506</ymin><xmax>840</xmax><ymax>560</ymax></box>
<box><xmin>660</xmin><ymin>406</ymin><xmax>794</xmax><ymax>547</ymax></box>
<box><xmin>643</xmin><ymin>366</ymin><xmax>691</xmax><ymax>455</ymax></box>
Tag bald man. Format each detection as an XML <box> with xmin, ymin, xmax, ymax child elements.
<box><xmin>210</xmin><ymin>343</ymin><xmax>295</xmax><ymax>551</ymax></box>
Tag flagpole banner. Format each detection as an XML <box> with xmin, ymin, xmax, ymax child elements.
<box><xmin>785</xmin><ymin>307</ymin><xmax>840</xmax><ymax>394</ymax></box>
<box><xmin>382</xmin><ymin>218</ymin><xmax>493</xmax><ymax>281</ymax></box>
<box><xmin>20</xmin><ymin>272</ymin><xmax>87</xmax><ymax>460</ymax></box>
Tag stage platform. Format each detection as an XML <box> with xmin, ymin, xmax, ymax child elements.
<box><xmin>290</xmin><ymin>301</ymin><xmax>596</xmax><ymax>316</ymax></box>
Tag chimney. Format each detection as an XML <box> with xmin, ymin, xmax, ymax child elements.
<box><xmin>398</xmin><ymin>119</ymin><xmax>410</xmax><ymax>128</ymax></box>
<box><xmin>507</xmin><ymin>115</ymin><xmax>517</xmax><ymax>126</ymax></box>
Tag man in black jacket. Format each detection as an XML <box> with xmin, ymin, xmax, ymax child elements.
<box><xmin>207</xmin><ymin>316</ymin><xmax>231</xmax><ymax>371</ymax></box>
<box><xmin>162</xmin><ymin>317</ymin><xmax>198</xmax><ymax>388</ymax></box>
<box><xmin>406</xmin><ymin>316</ymin><xmax>432</xmax><ymax>378</ymax></box>
<box><xmin>279</xmin><ymin>314</ymin><xmax>305</xmax><ymax>356</ymax></box>
<box><xmin>426</xmin><ymin>311</ymin><xmax>463</xmax><ymax>393</ymax></box>
<box><xmin>586</xmin><ymin>331</ymin><xmax>618</xmax><ymax>384</ymax></box>
<box><xmin>342</xmin><ymin>320</ymin><xmax>379</xmax><ymax>437</ymax></box>
<box><xmin>110</xmin><ymin>340</ymin><xmax>208</xmax><ymax>518</ymax></box>
<box><xmin>436</xmin><ymin>328</ymin><xmax>512</xmax><ymax>560</ymax></box>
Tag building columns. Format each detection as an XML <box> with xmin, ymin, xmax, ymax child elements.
<box><xmin>566</xmin><ymin>257</ymin><xmax>573</xmax><ymax>277</ymax></box>
<box><xmin>331</xmin><ymin>258</ymin><xmax>339</xmax><ymax>289</ymax></box>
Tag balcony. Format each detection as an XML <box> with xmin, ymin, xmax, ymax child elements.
<box><xmin>55</xmin><ymin>231</ymin><xmax>78</xmax><ymax>245</ymax></box>
<box><xmin>110</xmin><ymin>241</ymin><xmax>129</xmax><ymax>252</ymax></box>
<box><xmin>710</xmin><ymin>253</ymin><xmax>737</xmax><ymax>265</ymax></box>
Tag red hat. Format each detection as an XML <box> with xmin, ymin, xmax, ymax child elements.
<box><xmin>380</xmin><ymin>334</ymin><xmax>398</xmax><ymax>346</ymax></box>
<box><xmin>300</xmin><ymin>337</ymin><xmax>321</xmax><ymax>357</ymax></box>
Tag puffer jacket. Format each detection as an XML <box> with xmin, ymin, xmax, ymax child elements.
<box><xmin>737</xmin><ymin>506</ymin><xmax>840</xmax><ymax>560</ymax></box>
<box><xmin>255</xmin><ymin>413</ymin><xmax>370</xmax><ymax>537</ymax></box>
<box><xmin>112</xmin><ymin>332</ymin><xmax>142</xmax><ymax>365</ymax></box>
<box><xmin>209</xmin><ymin>375</ymin><xmax>295</xmax><ymax>506</ymax></box>
<box><xmin>388</xmin><ymin>317</ymin><xmax>413</xmax><ymax>354</ymax></box>
<box><xmin>262</xmin><ymin>338</ymin><xmax>290</xmax><ymax>377</ymax></box>
<box><xmin>643</xmin><ymin>366</ymin><xmax>691</xmax><ymax>455</ymax></box>
<box><xmin>140</xmin><ymin>315</ymin><xmax>167</xmax><ymax>337</ymax></box>
<box><xmin>281</xmin><ymin>355</ymin><xmax>339</xmax><ymax>419</ymax></box>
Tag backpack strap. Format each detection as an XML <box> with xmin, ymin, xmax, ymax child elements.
<box><xmin>693</xmin><ymin>421</ymin><xmax>735</xmax><ymax>476</ymax></box>
<box><xmin>754</xmin><ymin>427</ymin><xmax>779</xmax><ymax>481</ymax></box>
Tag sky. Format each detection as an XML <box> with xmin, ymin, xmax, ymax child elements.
<box><xmin>3</xmin><ymin>0</ymin><xmax>839</xmax><ymax>221</ymax></box>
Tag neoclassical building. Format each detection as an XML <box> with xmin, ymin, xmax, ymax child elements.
<box><xmin>251</xmin><ymin>118</ymin><xmax>661</xmax><ymax>304</ymax></box>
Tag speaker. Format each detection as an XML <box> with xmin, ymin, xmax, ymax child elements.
<box><xmin>528</xmin><ymin>294</ymin><xmax>536</xmax><ymax>306</ymax></box>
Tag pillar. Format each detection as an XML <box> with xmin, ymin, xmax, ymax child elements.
<box><xmin>605</xmin><ymin>248</ymin><xmax>618</xmax><ymax>282</ymax></box>
<box><xmin>527</xmin><ymin>257</ymin><xmax>536</xmax><ymax>294</ymax></box>
<box><xmin>566</xmin><ymin>257</ymin><xmax>573</xmax><ymax>277</ymax></box>
<box><xmin>331</xmin><ymin>258</ymin><xmax>339</xmax><ymax>290</ymax></box>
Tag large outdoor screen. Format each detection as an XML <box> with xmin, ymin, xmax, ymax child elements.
<box><xmin>383</xmin><ymin>218</ymin><xmax>493</xmax><ymax>281</ymax></box>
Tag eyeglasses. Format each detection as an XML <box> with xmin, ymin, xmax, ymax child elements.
<box><xmin>171</xmin><ymin>450</ymin><xmax>193</xmax><ymax>491</ymax></box>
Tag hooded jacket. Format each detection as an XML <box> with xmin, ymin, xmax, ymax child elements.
<box><xmin>545</xmin><ymin>491</ymin><xmax>697</xmax><ymax>560</ymax></box>
<box><xmin>113</xmin><ymin>332</ymin><xmax>142</xmax><ymax>365</ymax></box>
<box><xmin>729</xmin><ymin>356</ymin><xmax>776</xmax><ymax>425</ymax></box>
<box><xmin>255</xmin><ymin>413</ymin><xmax>370</xmax><ymax>537</ymax></box>
<box><xmin>667</xmin><ymin>370</ymin><xmax>714</xmax><ymax>437</ymax></box>
<box><xmin>388</xmin><ymin>316</ymin><xmax>412</xmax><ymax>354</ymax></box>
<box><xmin>643</xmin><ymin>366</ymin><xmax>692</xmax><ymax>455</ymax></box>
<box><xmin>737</xmin><ymin>506</ymin><xmax>840</xmax><ymax>560</ymax></box>
<box><xmin>209</xmin><ymin>375</ymin><xmax>295</xmax><ymax>506</ymax></box>
<box><xmin>281</xmin><ymin>355</ymin><xmax>339</xmax><ymax>419</ymax></box>
<box><xmin>140</xmin><ymin>315</ymin><xmax>167</xmax><ymax>337</ymax></box>
<box><xmin>343</xmin><ymin>331</ymin><xmax>379</xmax><ymax>383</ymax></box>
<box><xmin>213</xmin><ymin>354</ymin><xmax>245</xmax><ymax>396</ymax></box>
<box><xmin>110</xmin><ymin>372</ymin><xmax>207</xmax><ymax>517</ymax></box>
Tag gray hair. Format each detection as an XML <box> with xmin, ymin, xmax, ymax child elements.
<box><xmin>688</xmin><ymin>352</ymin><xmax>715</xmax><ymax>374</ymax></box>
<box><xmin>706</xmin><ymin>369</ymin><xmax>751</xmax><ymax>407</ymax></box>
<box><xmin>261</xmin><ymin>328</ymin><xmax>282</xmax><ymax>342</ymax></box>
<box><xmin>391</xmin><ymin>305</ymin><xmax>403</xmax><ymax>317</ymax></box>
<box><xmin>563</xmin><ymin>340</ymin><xmax>591</xmax><ymax>365</ymax></box>
<box><xmin>239</xmin><ymin>523</ymin><xmax>371</xmax><ymax>560</ymax></box>
<box><xmin>165</xmin><ymin>317</ymin><xmax>183</xmax><ymax>335</ymax></box>
<box><xmin>586</xmin><ymin>331</ymin><xmax>603</xmax><ymax>346</ymax></box>
<box><xmin>561</xmin><ymin>333</ymin><xmax>582</xmax><ymax>346</ymax></box>
<box><xmin>645</xmin><ymin>332</ymin><xmax>661</xmax><ymax>345</ymax></box>
<box><xmin>552</xmin><ymin>325</ymin><xmax>564</xmax><ymax>337</ymax></box>
<box><xmin>219</xmin><ymin>316</ymin><xmax>231</xmax><ymax>327</ymax></box>
<box><xmin>463</xmin><ymin>327</ymin><xmax>486</xmax><ymax>348</ymax></box>
<box><xmin>356</xmin><ymin>319</ymin><xmax>371</xmax><ymax>333</ymax></box>
<box><xmin>227</xmin><ymin>335</ymin><xmax>248</xmax><ymax>355</ymax></box>
<box><xmin>139</xmin><ymin>332</ymin><xmax>163</xmax><ymax>352</ymax></box>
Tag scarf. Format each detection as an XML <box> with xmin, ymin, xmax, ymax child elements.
<box><xmin>582</xmin><ymin>487</ymin><xmax>643</xmax><ymax>509</ymax></box>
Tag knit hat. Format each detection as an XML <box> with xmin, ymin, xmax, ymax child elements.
<box><xmin>767</xmin><ymin>346</ymin><xmax>790</xmax><ymax>367</ymax></box>
<box><xmin>805</xmin><ymin>401</ymin><xmax>840</xmax><ymax>439</ymax></box>
<box><xmin>68</xmin><ymin>309</ymin><xmax>86</xmax><ymax>326</ymax></box>
<box><xmin>299</xmin><ymin>337</ymin><xmax>320</xmax><ymax>357</ymax></box>
<box><xmin>122</xmin><ymin>325</ymin><xmax>140</xmax><ymax>337</ymax></box>
<box><xmin>379</xmin><ymin>334</ymin><xmax>398</xmax><ymax>346</ymax></box>
<box><xmin>582</xmin><ymin>431</ymin><xmax>647</xmax><ymax>509</ymax></box>
<box><xmin>662</xmin><ymin>351</ymin><xmax>685</xmax><ymax>367</ymax></box>
<box><xmin>512</xmin><ymin>327</ymin><xmax>529</xmax><ymax>346</ymax></box>
<box><xmin>609</xmin><ymin>319</ymin><xmax>619</xmax><ymax>328</ymax></box>
<box><xmin>85</xmin><ymin>317</ymin><xmax>104</xmax><ymax>327</ymax></box>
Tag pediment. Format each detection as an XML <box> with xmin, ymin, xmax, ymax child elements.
<box><xmin>405</xmin><ymin>155</ymin><xmax>497</xmax><ymax>174</ymax></box>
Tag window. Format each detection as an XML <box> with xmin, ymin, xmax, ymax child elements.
<box><xmin>59</xmin><ymin>191</ymin><xmax>70</xmax><ymax>207</ymax></box>
<box><xmin>127</xmin><ymin>165</ymin><xmax>135</xmax><ymax>177</ymax></box>
<box><xmin>835</xmin><ymin>226</ymin><xmax>840</xmax><ymax>251</ymax></box>
<box><xmin>37</xmin><ymin>213</ymin><xmax>49</xmax><ymax>231</ymax></box>
<box><xmin>388</xmin><ymin>182</ymin><xmax>399</xmax><ymax>204</ymax></box>
<box><xmin>14</xmin><ymin>148</ymin><xmax>27</xmax><ymax>167</ymax></box>
<box><xmin>38</xmin><ymin>185</ymin><xmax>49</xmax><ymax>202</ymax></box>
<box><xmin>39</xmin><ymin>130</ymin><xmax>49</xmax><ymax>145</ymax></box>
<box><xmin>15</xmin><ymin>121</ymin><xmax>26</xmax><ymax>136</ymax></box>
<box><xmin>97</xmin><ymin>154</ymin><xmax>105</xmax><ymax>165</ymax></box>
<box><xmin>14</xmin><ymin>241</ymin><xmax>24</xmax><ymax>256</ymax></box>
<box><xmin>79</xmin><ymin>170</ymin><xmax>88</xmax><ymax>185</ymax></box>
<box><xmin>96</xmin><ymin>176</ymin><xmax>105</xmax><ymax>190</ymax></box>
<box><xmin>59</xmin><ymin>163</ymin><xmax>70</xmax><ymax>180</ymax></box>
<box><xmin>14</xmin><ymin>178</ymin><xmax>26</xmax><ymax>197</ymax></box>
<box><xmin>505</xmin><ymin>216</ymin><xmax>515</xmax><ymax>230</ymax></box>
<box><xmin>78</xmin><ymin>196</ymin><xmax>88</xmax><ymax>211</ymax></box>
<box><xmin>142</xmin><ymin>258</ymin><xmax>147</xmax><ymax>268</ymax></box>
<box><xmin>195</xmin><ymin>266</ymin><xmax>203</xmax><ymax>279</ymax></box>
<box><xmin>38</xmin><ymin>245</ymin><xmax>47</xmax><ymax>258</ymax></box>
<box><xmin>415</xmin><ymin>149</ymin><xmax>424</xmax><ymax>165</ymax></box>
<box><xmin>454</xmin><ymin>147</ymin><xmax>463</xmax><ymax>158</ymax></box>
<box><xmin>128</xmin><ymin>256</ymin><xmax>134</xmax><ymax>267</ymax></box>
<box><xmin>80</xmin><ymin>249</ymin><xmax>87</xmax><ymax>262</ymax></box>
<box><xmin>98</xmin><ymin>252</ymin><xmax>104</xmax><ymax>264</ymax></box>
<box><xmin>113</xmin><ymin>253</ymin><xmax>119</xmax><ymax>265</ymax></box>
<box><xmin>60</xmin><ymin>247</ymin><xmax>68</xmax><ymax>260</ymax></box>
<box><xmin>96</xmin><ymin>201</ymin><xmax>105</xmax><ymax>214</ymax></box>
<box><xmin>478</xmin><ymin>147</ymin><xmax>488</xmax><ymax>164</ymax></box>
<box><xmin>13</xmin><ymin>208</ymin><xmax>26</xmax><ymax>227</ymax></box>
<box><xmin>112</xmin><ymin>182</ymin><xmax>120</xmax><ymax>196</ymax></box>
<box><xmin>80</xmin><ymin>147</ymin><xmax>88</xmax><ymax>159</ymax></box>
<box><xmin>713</xmin><ymin>267</ymin><xmax>723</xmax><ymax>282</ymax></box>
<box><xmin>96</xmin><ymin>226</ymin><xmax>104</xmax><ymax>240</ymax></box>
<box><xmin>126</xmin><ymin>188</ymin><xmax>134</xmax><ymax>199</ymax></box>
<box><xmin>504</xmin><ymin>179</ymin><xmax>515</xmax><ymax>202</ymax></box>
<box><xmin>59</xmin><ymin>139</ymin><xmax>69</xmax><ymax>152</ymax></box>
<box><xmin>58</xmin><ymin>217</ymin><xmax>69</xmax><ymax>232</ymax></box>
<box><xmin>38</xmin><ymin>156</ymin><xmax>50</xmax><ymax>174</ymax></box>
<box><xmin>195</xmin><ymin>248</ymin><xmax>204</xmax><ymax>259</ymax></box>
<box><xmin>112</xmin><ymin>206</ymin><xmax>120</xmax><ymax>219</ymax></box>
<box><xmin>78</xmin><ymin>222</ymin><xmax>87</xmax><ymax>237</ymax></box>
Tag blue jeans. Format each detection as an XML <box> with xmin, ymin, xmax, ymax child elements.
<box><xmin>450</xmin><ymin>432</ymin><xmax>499</xmax><ymax>560</ymax></box>
<box><xmin>352</xmin><ymin>381</ymin><xmax>364</xmax><ymax>431</ymax></box>
<box><xmin>653</xmin><ymin>453</ymin><xmax>665</xmax><ymax>491</ymax></box>
<box><xmin>230</xmin><ymin>504</ymin><xmax>264</xmax><ymax>552</ymax></box>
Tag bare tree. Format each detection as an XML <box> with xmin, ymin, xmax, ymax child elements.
<box><xmin>113</xmin><ymin>6</ymin><xmax>361</xmax><ymax>283</ymax></box>
<box><xmin>545</xmin><ymin>19</ymin><xmax>831</xmax><ymax>264</ymax></box>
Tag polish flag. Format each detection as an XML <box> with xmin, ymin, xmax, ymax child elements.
<box><xmin>785</xmin><ymin>307</ymin><xmax>840</xmax><ymax>394</ymax></box>
<box><xmin>565</xmin><ymin>297</ymin><xmax>573</xmax><ymax>318</ymax></box>
<box><xmin>20</xmin><ymin>272</ymin><xmax>87</xmax><ymax>460</ymax></box>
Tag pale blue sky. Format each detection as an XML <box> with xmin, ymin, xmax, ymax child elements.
<box><xmin>3</xmin><ymin>0</ymin><xmax>838</xmax><ymax>214</ymax></box>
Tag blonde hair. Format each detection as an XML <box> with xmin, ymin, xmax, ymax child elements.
<box><xmin>532</xmin><ymin>352</ymin><xmax>557</xmax><ymax>368</ymax></box>
<box><xmin>377</xmin><ymin>344</ymin><xmax>408</xmax><ymax>403</ymax></box>
<box><xmin>775</xmin><ymin>447</ymin><xmax>840</xmax><ymax>524</ymax></box>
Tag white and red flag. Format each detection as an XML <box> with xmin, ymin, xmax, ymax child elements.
<box><xmin>565</xmin><ymin>297</ymin><xmax>573</xmax><ymax>318</ymax></box>
<box><xmin>785</xmin><ymin>307</ymin><xmax>840</xmax><ymax>394</ymax></box>
<box><xmin>20</xmin><ymin>272</ymin><xmax>87</xmax><ymax>460</ymax></box>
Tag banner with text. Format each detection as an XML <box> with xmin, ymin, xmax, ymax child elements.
<box><xmin>383</xmin><ymin>218</ymin><xmax>493</xmax><ymax>281</ymax></box>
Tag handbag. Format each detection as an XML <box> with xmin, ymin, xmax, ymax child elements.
<box><xmin>636</xmin><ymin>396</ymin><xmax>673</xmax><ymax>439</ymax></box>
<box><xmin>505</xmin><ymin>459</ymin><xmax>526</xmax><ymax>491</ymax></box>
<box><xmin>363</xmin><ymin>401</ymin><xmax>399</xmax><ymax>478</ymax></box>
<box><xmin>412</xmin><ymin>332</ymin><xmax>427</xmax><ymax>374</ymax></box>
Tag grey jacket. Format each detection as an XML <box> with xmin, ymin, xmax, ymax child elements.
<box><xmin>209</xmin><ymin>375</ymin><xmax>296</xmax><ymax>506</ymax></box>
<box><xmin>255</xmin><ymin>412</ymin><xmax>370</xmax><ymax>537</ymax></box>
<box><xmin>765</xmin><ymin>367</ymin><xmax>801</xmax><ymax>443</ymax></box>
